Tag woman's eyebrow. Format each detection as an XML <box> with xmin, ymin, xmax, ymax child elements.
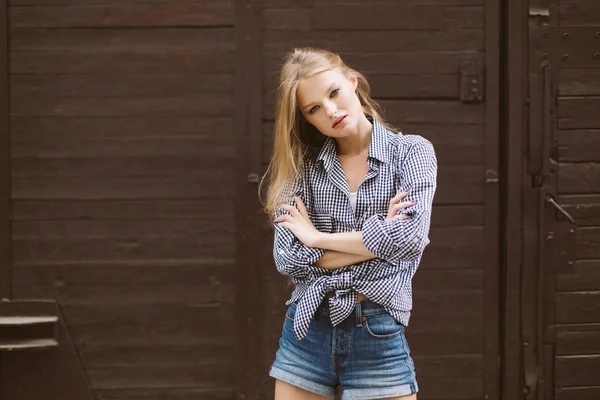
<box><xmin>301</xmin><ymin>82</ymin><xmax>338</xmax><ymax>111</ymax></box>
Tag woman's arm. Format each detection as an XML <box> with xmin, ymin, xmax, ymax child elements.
<box><xmin>314</xmin><ymin>250</ymin><xmax>375</xmax><ymax>270</ymax></box>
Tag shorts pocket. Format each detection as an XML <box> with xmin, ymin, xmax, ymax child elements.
<box><xmin>284</xmin><ymin>303</ymin><xmax>297</xmax><ymax>323</ymax></box>
<box><xmin>364</xmin><ymin>313</ymin><xmax>405</xmax><ymax>339</ymax></box>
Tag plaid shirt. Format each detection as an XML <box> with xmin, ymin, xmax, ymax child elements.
<box><xmin>273</xmin><ymin>118</ymin><xmax>438</xmax><ymax>340</ymax></box>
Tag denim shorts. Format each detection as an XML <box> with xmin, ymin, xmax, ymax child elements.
<box><xmin>269</xmin><ymin>298</ymin><xmax>418</xmax><ymax>399</ymax></box>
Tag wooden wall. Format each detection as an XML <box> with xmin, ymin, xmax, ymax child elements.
<box><xmin>8</xmin><ymin>1</ymin><xmax>238</xmax><ymax>399</ymax></box>
<box><xmin>553</xmin><ymin>1</ymin><xmax>600</xmax><ymax>398</ymax></box>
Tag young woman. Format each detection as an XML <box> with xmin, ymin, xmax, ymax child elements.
<box><xmin>261</xmin><ymin>48</ymin><xmax>437</xmax><ymax>400</ymax></box>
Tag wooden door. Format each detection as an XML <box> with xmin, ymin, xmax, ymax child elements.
<box><xmin>525</xmin><ymin>1</ymin><xmax>600</xmax><ymax>399</ymax></box>
<box><xmin>258</xmin><ymin>1</ymin><xmax>502</xmax><ymax>399</ymax></box>
<box><xmin>2</xmin><ymin>1</ymin><xmax>242</xmax><ymax>399</ymax></box>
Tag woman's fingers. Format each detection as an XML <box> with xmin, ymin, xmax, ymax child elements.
<box><xmin>279</xmin><ymin>203</ymin><xmax>300</xmax><ymax>217</ymax></box>
<box><xmin>392</xmin><ymin>201</ymin><xmax>416</xmax><ymax>213</ymax></box>
<box><xmin>389</xmin><ymin>190</ymin><xmax>409</xmax><ymax>207</ymax></box>
<box><xmin>274</xmin><ymin>214</ymin><xmax>293</xmax><ymax>224</ymax></box>
<box><xmin>391</xmin><ymin>214</ymin><xmax>411</xmax><ymax>220</ymax></box>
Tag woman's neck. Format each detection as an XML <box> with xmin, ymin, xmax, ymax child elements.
<box><xmin>335</xmin><ymin>114</ymin><xmax>373</xmax><ymax>157</ymax></box>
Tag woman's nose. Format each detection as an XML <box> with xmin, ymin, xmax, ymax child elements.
<box><xmin>324</xmin><ymin>101</ymin><xmax>337</xmax><ymax>118</ymax></box>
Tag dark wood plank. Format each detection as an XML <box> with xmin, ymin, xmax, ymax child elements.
<box><xmin>262</xmin><ymin>0</ymin><xmax>485</xmax><ymax>7</ymax></box>
<box><xmin>416</xmin><ymin>377</ymin><xmax>483</xmax><ymax>399</ymax></box>
<box><xmin>559</xmin><ymin>69</ymin><xmax>600</xmax><ymax>96</ymax></box>
<box><xmin>380</xmin><ymin>100</ymin><xmax>485</xmax><ymax>125</ymax></box>
<box><xmin>0</xmin><ymin>0</ymin><xmax>8</xmax><ymax>299</ymax></box>
<box><xmin>556</xmin><ymin>292</ymin><xmax>600</xmax><ymax>323</ymax></box>
<box><xmin>12</xmin><ymin>235</ymin><xmax>233</xmax><ymax>263</ymax></box>
<box><xmin>431</xmin><ymin>205</ymin><xmax>485</xmax><ymax>226</ymax></box>
<box><xmin>558</xmin><ymin>1</ymin><xmax>600</xmax><ymax>26</ymax></box>
<box><xmin>556</xmin><ymin>195</ymin><xmax>600</xmax><ymax>226</ymax></box>
<box><xmin>414</xmin><ymin>269</ymin><xmax>483</xmax><ymax>291</ymax></box>
<box><xmin>11</xmin><ymin>199</ymin><xmax>231</xmax><ymax>220</ymax></box>
<box><xmin>412</xmin><ymin>355</ymin><xmax>482</xmax><ymax>379</ymax></box>
<box><xmin>11</xmin><ymin>28</ymin><xmax>233</xmax><ymax>51</ymax></box>
<box><xmin>13</xmin><ymin>261</ymin><xmax>235</xmax><ymax>286</ymax></box>
<box><xmin>555</xmin><ymin>355</ymin><xmax>600</xmax><ymax>387</ymax></box>
<box><xmin>556</xmin><ymin>324</ymin><xmax>600</xmax><ymax>355</ymax></box>
<box><xmin>556</xmin><ymin>387</ymin><xmax>600</xmax><ymax>400</ymax></box>
<box><xmin>558</xmin><ymin>130</ymin><xmax>600</xmax><ymax>162</ymax></box>
<box><xmin>11</xmin><ymin>94</ymin><xmax>232</xmax><ymax>117</ymax></box>
<box><xmin>11</xmin><ymin>49</ymin><xmax>234</xmax><ymax>74</ymax></box>
<box><xmin>95</xmin><ymin>388</ymin><xmax>235</xmax><ymax>400</ymax></box>
<box><xmin>10</xmin><ymin>2</ymin><xmax>233</xmax><ymax>28</ymax></box>
<box><xmin>413</xmin><ymin>290</ymin><xmax>483</xmax><ymax>319</ymax></box>
<box><xmin>264</xmin><ymin>51</ymin><xmax>481</xmax><ymax>75</ymax></box>
<box><xmin>264</xmin><ymin>5</ymin><xmax>484</xmax><ymax>30</ymax></box>
<box><xmin>12</xmin><ymin>157</ymin><xmax>234</xmax><ymax>178</ymax></box>
<box><xmin>12</xmin><ymin>177</ymin><xmax>234</xmax><ymax>200</ymax></box>
<box><xmin>558</xmin><ymin>162</ymin><xmax>600</xmax><ymax>194</ymax></box>
<box><xmin>558</xmin><ymin>97</ymin><xmax>600</xmax><ymax>130</ymax></box>
<box><xmin>435</xmin><ymin>165</ymin><xmax>484</xmax><ymax>204</ymax></box>
<box><xmin>11</xmin><ymin>73</ymin><xmax>232</xmax><ymax>97</ymax></box>
<box><xmin>86</xmin><ymin>364</ymin><xmax>235</xmax><ymax>390</ymax></box>
<box><xmin>557</xmin><ymin>260</ymin><xmax>600</xmax><ymax>292</ymax></box>
<box><xmin>262</xmin><ymin>30</ymin><xmax>484</xmax><ymax>53</ymax></box>
<box><xmin>578</xmin><ymin>227</ymin><xmax>600</xmax><ymax>259</ymax></box>
<box><xmin>11</xmin><ymin>116</ymin><xmax>233</xmax><ymax>139</ymax></box>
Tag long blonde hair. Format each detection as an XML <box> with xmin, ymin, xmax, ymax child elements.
<box><xmin>260</xmin><ymin>47</ymin><xmax>395</xmax><ymax>216</ymax></box>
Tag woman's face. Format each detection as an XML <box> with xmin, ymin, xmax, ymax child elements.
<box><xmin>296</xmin><ymin>69</ymin><xmax>362</xmax><ymax>138</ymax></box>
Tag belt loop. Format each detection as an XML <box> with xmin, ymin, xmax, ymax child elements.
<box><xmin>355</xmin><ymin>298</ymin><xmax>363</xmax><ymax>328</ymax></box>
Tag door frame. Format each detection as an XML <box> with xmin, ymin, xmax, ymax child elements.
<box><xmin>0</xmin><ymin>0</ymin><xmax>9</xmax><ymax>301</ymax></box>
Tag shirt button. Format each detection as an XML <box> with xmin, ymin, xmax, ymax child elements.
<box><xmin>412</xmin><ymin>237</ymin><xmax>419</xmax><ymax>244</ymax></box>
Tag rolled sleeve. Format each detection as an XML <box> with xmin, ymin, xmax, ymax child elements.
<box><xmin>362</xmin><ymin>138</ymin><xmax>437</xmax><ymax>262</ymax></box>
<box><xmin>272</xmin><ymin>178</ymin><xmax>326</xmax><ymax>277</ymax></box>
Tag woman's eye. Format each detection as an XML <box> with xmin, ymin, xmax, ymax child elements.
<box><xmin>330</xmin><ymin>88</ymin><xmax>339</xmax><ymax>97</ymax></box>
<box><xmin>309</xmin><ymin>105</ymin><xmax>320</xmax><ymax>114</ymax></box>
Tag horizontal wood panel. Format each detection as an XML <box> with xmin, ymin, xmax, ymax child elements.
<box><xmin>557</xmin><ymin>260</ymin><xmax>600</xmax><ymax>292</ymax></box>
<box><xmin>12</xmin><ymin>199</ymin><xmax>232</xmax><ymax>220</ymax></box>
<box><xmin>556</xmin><ymin>292</ymin><xmax>600</xmax><ymax>323</ymax></box>
<box><xmin>86</xmin><ymin>364</ymin><xmax>234</xmax><ymax>390</ymax></box>
<box><xmin>414</xmin><ymin>269</ymin><xmax>483</xmax><ymax>291</ymax></box>
<box><xmin>11</xmin><ymin>116</ymin><xmax>233</xmax><ymax>139</ymax></box>
<box><xmin>558</xmin><ymin>162</ymin><xmax>600</xmax><ymax>194</ymax></box>
<box><xmin>262</xmin><ymin>30</ymin><xmax>484</xmax><ymax>53</ymax></box>
<box><xmin>10</xmin><ymin>2</ymin><xmax>233</xmax><ymax>28</ymax></box>
<box><xmin>559</xmin><ymin>68</ymin><xmax>600</xmax><ymax>96</ymax></box>
<box><xmin>558</xmin><ymin>130</ymin><xmax>600</xmax><ymax>162</ymax></box>
<box><xmin>413</xmin><ymin>355</ymin><xmax>482</xmax><ymax>378</ymax></box>
<box><xmin>264</xmin><ymin>51</ymin><xmax>482</xmax><ymax>75</ymax></box>
<box><xmin>556</xmin><ymin>324</ymin><xmax>600</xmax><ymax>355</ymax></box>
<box><xmin>81</xmin><ymin>344</ymin><xmax>235</xmax><ymax>367</ymax></box>
<box><xmin>413</xmin><ymin>290</ymin><xmax>483</xmax><ymax>319</ymax></box>
<box><xmin>262</xmin><ymin>0</ymin><xmax>485</xmax><ymax>6</ymax></box>
<box><xmin>555</xmin><ymin>355</ymin><xmax>600</xmax><ymax>387</ymax></box>
<box><xmin>11</xmin><ymin>284</ymin><xmax>233</xmax><ymax>306</ymax></box>
<box><xmin>380</xmin><ymin>101</ymin><xmax>485</xmax><ymax>125</ymax></box>
<box><xmin>558</xmin><ymin>1</ymin><xmax>600</xmax><ymax>25</ymax></box>
<box><xmin>11</xmin><ymin>94</ymin><xmax>232</xmax><ymax>117</ymax></box>
<box><xmin>12</xmin><ymin>235</ymin><xmax>233</xmax><ymax>263</ymax></box>
<box><xmin>11</xmin><ymin>73</ymin><xmax>232</xmax><ymax>96</ymax></box>
<box><xmin>558</xmin><ymin>97</ymin><xmax>600</xmax><ymax>130</ymax></box>
<box><xmin>12</xmin><ymin>157</ymin><xmax>234</xmax><ymax>178</ymax></box>
<box><xmin>11</xmin><ymin>50</ymin><xmax>234</xmax><ymax>74</ymax></box>
<box><xmin>12</xmin><ymin>220</ymin><xmax>233</xmax><ymax>240</ymax></box>
<box><xmin>95</xmin><ymin>388</ymin><xmax>234</xmax><ymax>400</ymax></box>
<box><xmin>417</xmin><ymin>377</ymin><xmax>483</xmax><ymax>399</ymax></box>
<box><xmin>14</xmin><ymin>136</ymin><xmax>233</xmax><ymax>158</ymax></box>
<box><xmin>11</xmin><ymin>28</ymin><xmax>233</xmax><ymax>51</ymax></box>
<box><xmin>13</xmin><ymin>261</ymin><xmax>235</xmax><ymax>285</ymax></box>
<box><xmin>12</xmin><ymin>177</ymin><xmax>234</xmax><ymax>200</ymax></box>
<box><xmin>556</xmin><ymin>386</ymin><xmax>600</xmax><ymax>400</ymax></box>
<box><xmin>418</xmin><ymin>244</ymin><xmax>486</xmax><ymax>270</ymax></box>
<box><xmin>264</xmin><ymin>5</ymin><xmax>483</xmax><ymax>30</ymax></box>
<box><xmin>431</xmin><ymin>205</ymin><xmax>484</xmax><ymax>226</ymax></box>
<box><xmin>428</xmin><ymin>226</ymin><xmax>485</xmax><ymax>247</ymax></box>
<box><xmin>557</xmin><ymin>195</ymin><xmax>600</xmax><ymax>226</ymax></box>
<box><xmin>578</xmin><ymin>227</ymin><xmax>600</xmax><ymax>259</ymax></box>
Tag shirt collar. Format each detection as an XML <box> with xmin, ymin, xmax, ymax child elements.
<box><xmin>316</xmin><ymin>116</ymin><xmax>389</xmax><ymax>171</ymax></box>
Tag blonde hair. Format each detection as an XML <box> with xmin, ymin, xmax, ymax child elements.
<box><xmin>260</xmin><ymin>47</ymin><xmax>395</xmax><ymax>216</ymax></box>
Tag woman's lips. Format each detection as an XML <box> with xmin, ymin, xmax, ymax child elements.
<box><xmin>332</xmin><ymin>115</ymin><xmax>347</xmax><ymax>128</ymax></box>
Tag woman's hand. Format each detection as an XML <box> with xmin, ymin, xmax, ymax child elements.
<box><xmin>274</xmin><ymin>196</ymin><xmax>322</xmax><ymax>248</ymax></box>
<box><xmin>386</xmin><ymin>190</ymin><xmax>416</xmax><ymax>221</ymax></box>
